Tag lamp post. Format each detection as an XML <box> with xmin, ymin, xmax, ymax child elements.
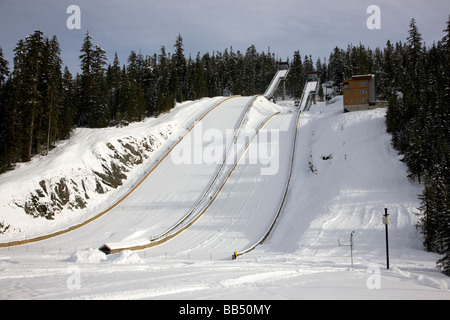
<box><xmin>338</xmin><ymin>231</ymin><xmax>355</xmax><ymax>271</ymax></box>
<box><xmin>383</xmin><ymin>208</ymin><xmax>390</xmax><ymax>269</ymax></box>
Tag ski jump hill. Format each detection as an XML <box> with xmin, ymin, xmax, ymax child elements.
<box><xmin>1</xmin><ymin>70</ymin><xmax>449</xmax><ymax>299</ymax></box>
<box><xmin>0</xmin><ymin>66</ymin><xmax>318</xmax><ymax>259</ymax></box>
<box><xmin>0</xmin><ymin>93</ymin><xmax>301</xmax><ymax>260</ymax></box>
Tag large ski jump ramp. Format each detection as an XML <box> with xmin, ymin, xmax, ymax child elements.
<box><xmin>6</xmin><ymin>96</ymin><xmax>249</xmax><ymax>249</ymax></box>
<box><xmin>4</xmin><ymin>95</ymin><xmax>299</xmax><ymax>260</ymax></box>
<box><xmin>139</xmin><ymin>111</ymin><xmax>298</xmax><ymax>259</ymax></box>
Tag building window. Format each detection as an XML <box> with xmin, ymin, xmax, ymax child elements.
<box><xmin>360</xmin><ymin>82</ymin><xmax>367</xmax><ymax>86</ymax></box>
<box><xmin>360</xmin><ymin>90</ymin><xmax>367</xmax><ymax>94</ymax></box>
<box><xmin>360</xmin><ymin>98</ymin><xmax>368</xmax><ymax>102</ymax></box>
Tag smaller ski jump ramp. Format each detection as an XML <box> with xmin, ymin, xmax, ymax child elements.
<box><xmin>264</xmin><ymin>69</ymin><xmax>289</xmax><ymax>99</ymax></box>
<box><xmin>299</xmin><ymin>81</ymin><xmax>318</xmax><ymax>111</ymax></box>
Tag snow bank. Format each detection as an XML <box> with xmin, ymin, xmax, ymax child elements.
<box><xmin>107</xmin><ymin>250</ymin><xmax>144</xmax><ymax>264</ymax></box>
<box><xmin>67</xmin><ymin>248</ymin><xmax>106</xmax><ymax>263</ymax></box>
<box><xmin>67</xmin><ymin>248</ymin><xmax>143</xmax><ymax>264</ymax></box>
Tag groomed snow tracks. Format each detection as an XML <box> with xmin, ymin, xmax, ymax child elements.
<box><xmin>100</xmin><ymin>108</ymin><xmax>282</xmax><ymax>254</ymax></box>
<box><xmin>233</xmin><ymin>108</ymin><xmax>301</xmax><ymax>259</ymax></box>
<box><xmin>2</xmin><ymin>95</ymin><xmax>302</xmax><ymax>262</ymax></box>
<box><xmin>0</xmin><ymin>96</ymin><xmax>238</xmax><ymax>249</ymax></box>
<box><xmin>99</xmin><ymin>95</ymin><xmax>265</xmax><ymax>254</ymax></box>
<box><xmin>150</xmin><ymin>96</ymin><xmax>259</xmax><ymax>241</ymax></box>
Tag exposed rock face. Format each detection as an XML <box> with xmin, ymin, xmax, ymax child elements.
<box><xmin>19</xmin><ymin>126</ymin><xmax>172</xmax><ymax>220</ymax></box>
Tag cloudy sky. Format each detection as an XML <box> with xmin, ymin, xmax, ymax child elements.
<box><xmin>0</xmin><ymin>0</ymin><xmax>448</xmax><ymax>74</ymax></box>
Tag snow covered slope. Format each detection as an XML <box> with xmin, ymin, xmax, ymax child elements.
<box><xmin>144</xmin><ymin>111</ymin><xmax>298</xmax><ymax>259</ymax></box>
<box><xmin>0</xmin><ymin>96</ymin><xmax>449</xmax><ymax>300</ymax></box>
<box><xmin>262</xmin><ymin>97</ymin><xmax>425</xmax><ymax>258</ymax></box>
<box><xmin>0</xmin><ymin>97</ymin><xmax>226</xmax><ymax>241</ymax></box>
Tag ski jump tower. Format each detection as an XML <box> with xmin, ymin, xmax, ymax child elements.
<box><xmin>298</xmin><ymin>72</ymin><xmax>319</xmax><ymax>111</ymax></box>
<box><xmin>264</xmin><ymin>64</ymin><xmax>319</xmax><ymax>111</ymax></box>
<box><xmin>264</xmin><ymin>62</ymin><xmax>290</xmax><ymax>101</ymax></box>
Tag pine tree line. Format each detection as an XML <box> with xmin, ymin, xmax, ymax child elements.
<box><xmin>0</xmin><ymin>30</ymin><xmax>72</xmax><ymax>170</ymax></box>
<box><xmin>385</xmin><ymin>17</ymin><xmax>450</xmax><ymax>275</ymax></box>
<box><xmin>1</xmin><ymin>31</ymin><xmax>327</xmax><ymax>173</ymax></box>
<box><xmin>0</xmin><ymin>32</ymin><xmax>284</xmax><ymax>172</ymax></box>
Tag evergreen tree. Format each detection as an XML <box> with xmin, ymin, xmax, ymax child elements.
<box><xmin>328</xmin><ymin>46</ymin><xmax>345</xmax><ymax>87</ymax></box>
<box><xmin>60</xmin><ymin>66</ymin><xmax>74</xmax><ymax>139</ymax></box>
<box><xmin>193</xmin><ymin>52</ymin><xmax>207</xmax><ymax>99</ymax></box>
<box><xmin>172</xmin><ymin>34</ymin><xmax>186</xmax><ymax>102</ymax></box>
<box><xmin>77</xmin><ymin>32</ymin><xmax>109</xmax><ymax>127</ymax></box>
<box><xmin>382</xmin><ymin>40</ymin><xmax>396</xmax><ymax>95</ymax></box>
<box><xmin>243</xmin><ymin>45</ymin><xmax>257</xmax><ymax>95</ymax></box>
<box><xmin>287</xmin><ymin>51</ymin><xmax>304</xmax><ymax>99</ymax></box>
<box><xmin>144</xmin><ymin>53</ymin><xmax>159</xmax><ymax>116</ymax></box>
<box><xmin>90</xmin><ymin>45</ymin><xmax>109</xmax><ymax>127</ymax></box>
<box><xmin>156</xmin><ymin>45</ymin><xmax>174</xmax><ymax>113</ymax></box>
<box><xmin>40</xmin><ymin>36</ymin><xmax>63</xmax><ymax>155</ymax></box>
<box><xmin>21</xmin><ymin>30</ymin><xmax>44</xmax><ymax>161</ymax></box>
<box><xmin>0</xmin><ymin>47</ymin><xmax>11</xmax><ymax>172</ymax></box>
<box><xmin>77</xmin><ymin>31</ymin><xmax>94</xmax><ymax>127</ymax></box>
<box><xmin>106</xmin><ymin>52</ymin><xmax>122</xmax><ymax>121</ymax></box>
<box><xmin>0</xmin><ymin>48</ymin><xmax>8</xmax><ymax>86</ymax></box>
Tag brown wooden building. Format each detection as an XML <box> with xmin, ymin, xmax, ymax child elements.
<box><xmin>342</xmin><ymin>74</ymin><xmax>376</xmax><ymax>112</ymax></box>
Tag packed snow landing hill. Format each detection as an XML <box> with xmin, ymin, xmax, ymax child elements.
<box><xmin>0</xmin><ymin>95</ymin><xmax>449</xmax><ymax>300</ymax></box>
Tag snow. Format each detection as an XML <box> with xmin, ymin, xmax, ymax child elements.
<box><xmin>0</xmin><ymin>96</ymin><xmax>449</xmax><ymax>300</ymax></box>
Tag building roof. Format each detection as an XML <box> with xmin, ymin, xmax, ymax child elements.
<box><xmin>349</xmin><ymin>74</ymin><xmax>374</xmax><ymax>80</ymax></box>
